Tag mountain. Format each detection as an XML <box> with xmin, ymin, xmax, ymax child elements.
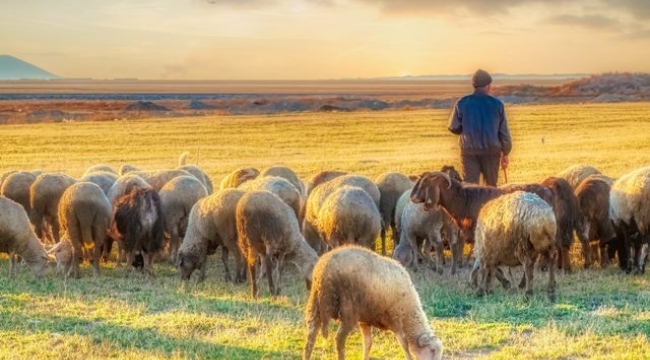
<box><xmin>0</xmin><ymin>55</ymin><xmax>60</xmax><ymax>80</ymax></box>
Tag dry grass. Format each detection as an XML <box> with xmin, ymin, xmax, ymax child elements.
<box><xmin>1</xmin><ymin>103</ymin><xmax>650</xmax><ymax>359</ymax></box>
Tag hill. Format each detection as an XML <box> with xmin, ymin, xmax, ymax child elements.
<box><xmin>0</xmin><ymin>55</ymin><xmax>60</xmax><ymax>80</ymax></box>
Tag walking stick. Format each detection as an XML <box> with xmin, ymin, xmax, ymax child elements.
<box><xmin>502</xmin><ymin>168</ymin><xmax>508</xmax><ymax>184</ymax></box>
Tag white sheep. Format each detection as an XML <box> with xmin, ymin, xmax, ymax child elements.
<box><xmin>29</xmin><ymin>173</ymin><xmax>77</xmax><ymax>243</ymax></box>
<box><xmin>556</xmin><ymin>164</ymin><xmax>602</xmax><ymax>190</ymax></box>
<box><xmin>375</xmin><ymin>172</ymin><xmax>413</xmax><ymax>255</ymax></box>
<box><xmin>238</xmin><ymin>175</ymin><xmax>302</xmax><ymax>226</ymax></box>
<box><xmin>220</xmin><ymin>167</ymin><xmax>260</xmax><ymax>190</ymax></box>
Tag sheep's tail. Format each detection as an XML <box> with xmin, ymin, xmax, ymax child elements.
<box><xmin>81</xmin><ymin>225</ymin><xmax>94</xmax><ymax>251</ymax></box>
<box><xmin>179</xmin><ymin>152</ymin><xmax>190</xmax><ymax>167</ymax></box>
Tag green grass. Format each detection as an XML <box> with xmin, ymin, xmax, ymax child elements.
<box><xmin>1</xmin><ymin>103</ymin><xmax>650</xmax><ymax>359</ymax></box>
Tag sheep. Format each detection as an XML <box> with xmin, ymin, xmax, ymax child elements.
<box><xmin>220</xmin><ymin>167</ymin><xmax>260</xmax><ymax>190</ymax></box>
<box><xmin>159</xmin><ymin>175</ymin><xmax>208</xmax><ymax>263</ymax></box>
<box><xmin>440</xmin><ymin>165</ymin><xmax>463</xmax><ymax>182</ymax></box>
<box><xmin>574</xmin><ymin>176</ymin><xmax>616</xmax><ymax>267</ymax></box>
<box><xmin>394</xmin><ymin>196</ymin><xmax>460</xmax><ymax>275</ymax></box>
<box><xmin>83</xmin><ymin>164</ymin><xmax>118</xmax><ymax>177</ymax></box>
<box><xmin>375</xmin><ymin>172</ymin><xmax>413</xmax><ymax>255</ymax></box>
<box><xmin>316</xmin><ymin>185</ymin><xmax>381</xmax><ymax>251</ymax></box>
<box><xmin>238</xmin><ymin>175</ymin><xmax>302</xmax><ymax>226</ymax></box>
<box><xmin>79</xmin><ymin>171</ymin><xmax>118</xmax><ymax>196</ymax></box>
<box><xmin>262</xmin><ymin>166</ymin><xmax>305</xmax><ymax>197</ymax></box>
<box><xmin>236</xmin><ymin>190</ymin><xmax>318</xmax><ymax>298</ymax></box>
<box><xmin>29</xmin><ymin>173</ymin><xmax>77</xmax><ymax>243</ymax></box>
<box><xmin>177</xmin><ymin>165</ymin><xmax>214</xmax><ymax>194</ymax></box>
<box><xmin>1</xmin><ymin>171</ymin><xmax>38</xmax><ymax>214</ymax></box>
<box><xmin>557</xmin><ymin>164</ymin><xmax>602</xmax><ymax>190</ymax></box>
<box><xmin>177</xmin><ymin>189</ymin><xmax>246</xmax><ymax>283</ymax></box>
<box><xmin>306</xmin><ymin>170</ymin><xmax>347</xmax><ymax>196</ymax></box>
<box><xmin>610</xmin><ymin>166</ymin><xmax>650</xmax><ymax>274</ymax></box>
<box><xmin>47</xmin><ymin>236</ymin><xmax>74</xmax><ymax>276</ymax></box>
<box><xmin>0</xmin><ymin>170</ymin><xmax>18</xmax><ymax>189</ymax></box>
<box><xmin>303</xmin><ymin>245</ymin><xmax>443</xmax><ymax>360</ymax></box>
<box><xmin>107</xmin><ymin>174</ymin><xmax>152</xmax><ymax>207</ymax></box>
<box><xmin>304</xmin><ymin>175</ymin><xmax>381</xmax><ymax>254</ymax></box>
<box><xmin>112</xmin><ymin>188</ymin><xmax>165</xmax><ymax>276</ymax></box>
<box><xmin>118</xmin><ymin>164</ymin><xmax>140</xmax><ymax>176</ymax></box>
<box><xmin>470</xmin><ymin>191</ymin><xmax>558</xmax><ymax>301</ymax></box>
<box><xmin>0</xmin><ymin>196</ymin><xmax>50</xmax><ymax>278</ymax></box>
<box><xmin>58</xmin><ymin>182</ymin><xmax>112</xmax><ymax>278</ymax></box>
<box><xmin>129</xmin><ymin>169</ymin><xmax>195</xmax><ymax>191</ymax></box>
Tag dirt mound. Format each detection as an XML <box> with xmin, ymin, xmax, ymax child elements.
<box><xmin>187</xmin><ymin>100</ymin><xmax>216</xmax><ymax>110</ymax></box>
<box><xmin>123</xmin><ymin>101</ymin><xmax>169</xmax><ymax>111</ymax></box>
<box><xmin>317</xmin><ymin>104</ymin><xmax>350</xmax><ymax>112</ymax></box>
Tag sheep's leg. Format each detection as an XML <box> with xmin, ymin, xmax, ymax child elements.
<box><xmin>270</xmin><ymin>256</ymin><xmax>282</xmax><ymax>296</ymax></box>
<box><xmin>633</xmin><ymin>239</ymin><xmax>643</xmax><ymax>274</ymax></box>
<box><xmin>638</xmin><ymin>239</ymin><xmax>649</xmax><ymax>274</ymax></box>
<box><xmin>547</xmin><ymin>250</ymin><xmax>557</xmax><ymax>302</ymax></box>
<box><xmin>143</xmin><ymin>252</ymin><xmax>155</xmax><ymax>278</ymax></box>
<box><xmin>456</xmin><ymin>231</ymin><xmax>466</xmax><ymax>268</ymax></box>
<box><xmin>9</xmin><ymin>250</ymin><xmax>16</xmax><ymax>277</ymax></box>
<box><xmin>91</xmin><ymin>244</ymin><xmax>101</xmax><ymax>278</ymax></box>
<box><xmin>396</xmin><ymin>333</ymin><xmax>413</xmax><ymax>360</ymax></box>
<box><xmin>221</xmin><ymin>246</ymin><xmax>232</xmax><ymax>283</ymax></box>
<box><xmin>429</xmin><ymin>230</ymin><xmax>444</xmax><ymax>275</ymax></box>
<box><xmin>248</xmin><ymin>260</ymin><xmax>258</xmax><ymax>298</ymax></box>
<box><xmin>303</xmin><ymin>321</ymin><xmax>319</xmax><ymax>360</ymax></box>
<box><xmin>234</xmin><ymin>251</ymin><xmax>246</xmax><ymax>284</ymax></box>
<box><xmin>335</xmin><ymin>319</ymin><xmax>354</xmax><ymax>360</ymax></box>
<box><xmin>469</xmin><ymin>259</ymin><xmax>479</xmax><ymax>288</ymax></box>
<box><xmin>476</xmin><ymin>262</ymin><xmax>489</xmax><ymax>297</ymax></box>
<box><xmin>169</xmin><ymin>228</ymin><xmax>180</xmax><ymax>265</ymax></box>
<box><xmin>360</xmin><ymin>323</ymin><xmax>372</xmax><ymax>360</ymax></box>
<box><xmin>198</xmin><ymin>258</ymin><xmax>207</xmax><ymax>282</ymax></box>
<box><xmin>562</xmin><ymin>246</ymin><xmax>572</xmax><ymax>274</ymax></box>
<box><xmin>449</xmin><ymin>227</ymin><xmax>460</xmax><ymax>275</ymax></box>
<box><xmin>380</xmin><ymin>227</ymin><xmax>387</xmax><ymax>256</ymax></box>
<box><xmin>71</xmin><ymin>242</ymin><xmax>82</xmax><ymax>279</ymax></box>
<box><xmin>391</xmin><ymin>223</ymin><xmax>400</xmax><ymax>246</ymax></box>
<box><xmin>485</xmin><ymin>267</ymin><xmax>495</xmax><ymax>294</ymax></box>
<box><xmin>600</xmin><ymin>243</ymin><xmax>609</xmax><ymax>268</ymax></box>
<box><xmin>494</xmin><ymin>267</ymin><xmax>511</xmax><ymax>290</ymax></box>
<box><xmin>52</xmin><ymin>219</ymin><xmax>62</xmax><ymax>244</ymax></box>
<box><xmin>523</xmin><ymin>257</ymin><xmax>535</xmax><ymax>300</ymax></box>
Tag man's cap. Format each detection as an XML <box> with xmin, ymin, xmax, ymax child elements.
<box><xmin>472</xmin><ymin>69</ymin><xmax>492</xmax><ymax>88</ymax></box>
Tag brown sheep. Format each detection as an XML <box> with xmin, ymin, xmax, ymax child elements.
<box><xmin>0</xmin><ymin>196</ymin><xmax>50</xmax><ymax>278</ymax></box>
<box><xmin>220</xmin><ymin>167</ymin><xmax>260</xmax><ymax>190</ymax></box>
<box><xmin>58</xmin><ymin>182</ymin><xmax>112</xmax><ymax>278</ymax></box>
<box><xmin>375</xmin><ymin>172</ymin><xmax>413</xmax><ymax>255</ymax></box>
<box><xmin>236</xmin><ymin>190</ymin><xmax>318</xmax><ymax>298</ymax></box>
<box><xmin>304</xmin><ymin>245</ymin><xmax>443</xmax><ymax>360</ymax></box>
<box><xmin>575</xmin><ymin>176</ymin><xmax>616</xmax><ymax>267</ymax></box>
<box><xmin>177</xmin><ymin>189</ymin><xmax>246</xmax><ymax>282</ymax></box>
<box><xmin>29</xmin><ymin>173</ymin><xmax>77</xmax><ymax>243</ymax></box>
<box><xmin>1</xmin><ymin>171</ymin><xmax>38</xmax><ymax>214</ymax></box>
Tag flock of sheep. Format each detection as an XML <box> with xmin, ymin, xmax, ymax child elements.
<box><xmin>1</xmin><ymin>153</ymin><xmax>649</xmax><ymax>360</ymax></box>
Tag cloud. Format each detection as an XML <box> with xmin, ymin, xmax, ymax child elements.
<box><xmin>617</xmin><ymin>0</ymin><xmax>650</xmax><ymax>19</ymax></box>
<box><xmin>620</xmin><ymin>28</ymin><xmax>650</xmax><ymax>40</ymax></box>
<box><xmin>544</xmin><ymin>14</ymin><xmax>621</xmax><ymax>29</ymax></box>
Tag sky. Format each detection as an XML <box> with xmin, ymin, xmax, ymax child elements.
<box><xmin>1</xmin><ymin>0</ymin><xmax>650</xmax><ymax>80</ymax></box>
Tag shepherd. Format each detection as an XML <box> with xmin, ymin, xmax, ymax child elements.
<box><xmin>447</xmin><ymin>69</ymin><xmax>512</xmax><ymax>186</ymax></box>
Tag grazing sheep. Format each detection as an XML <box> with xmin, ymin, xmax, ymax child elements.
<box><xmin>177</xmin><ymin>165</ymin><xmax>213</xmax><ymax>194</ymax></box>
<box><xmin>0</xmin><ymin>170</ymin><xmax>18</xmax><ymax>189</ymax></box>
<box><xmin>262</xmin><ymin>166</ymin><xmax>305</xmax><ymax>197</ymax></box>
<box><xmin>29</xmin><ymin>173</ymin><xmax>77</xmax><ymax>243</ymax></box>
<box><xmin>1</xmin><ymin>171</ymin><xmax>38</xmax><ymax>214</ymax></box>
<box><xmin>238</xmin><ymin>175</ymin><xmax>302</xmax><ymax>226</ymax></box>
<box><xmin>113</xmin><ymin>188</ymin><xmax>165</xmax><ymax>276</ymax></box>
<box><xmin>80</xmin><ymin>171</ymin><xmax>118</xmax><ymax>196</ymax></box>
<box><xmin>304</xmin><ymin>175</ymin><xmax>381</xmax><ymax>253</ymax></box>
<box><xmin>472</xmin><ymin>191</ymin><xmax>558</xmax><ymax>301</ymax></box>
<box><xmin>574</xmin><ymin>176</ymin><xmax>616</xmax><ymax>267</ymax></box>
<box><xmin>220</xmin><ymin>167</ymin><xmax>260</xmax><ymax>190</ymax></box>
<box><xmin>0</xmin><ymin>196</ymin><xmax>50</xmax><ymax>278</ymax></box>
<box><xmin>316</xmin><ymin>186</ymin><xmax>382</xmax><ymax>251</ymax></box>
<box><xmin>304</xmin><ymin>245</ymin><xmax>443</xmax><ymax>360</ymax></box>
<box><xmin>159</xmin><ymin>175</ymin><xmax>208</xmax><ymax>263</ymax></box>
<box><xmin>306</xmin><ymin>170</ymin><xmax>347</xmax><ymax>196</ymax></box>
<box><xmin>119</xmin><ymin>164</ymin><xmax>140</xmax><ymax>176</ymax></box>
<box><xmin>107</xmin><ymin>174</ymin><xmax>152</xmax><ymax>206</ymax></box>
<box><xmin>557</xmin><ymin>164</ymin><xmax>602</xmax><ymax>190</ymax></box>
<box><xmin>83</xmin><ymin>164</ymin><xmax>117</xmax><ymax>177</ymax></box>
<box><xmin>47</xmin><ymin>236</ymin><xmax>73</xmax><ymax>276</ymax></box>
<box><xmin>177</xmin><ymin>189</ymin><xmax>246</xmax><ymax>282</ymax></box>
<box><xmin>236</xmin><ymin>190</ymin><xmax>318</xmax><ymax>298</ymax></box>
<box><xmin>610</xmin><ymin>166</ymin><xmax>650</xmax><ymax>274</ymax></box>
<box><xmin>129</xmin><ymin>169</ymin><xmax>195</xmax><ymax>191</ymax></box>
<box><xmin>375</xmin><ymin>172</ymin><xmax>413</xmax><ymax>255</ymax></box>
<box><xmin>58</xmin><ymin>182</ymin><xmax>112</xmax><ymax>278</ymax></box>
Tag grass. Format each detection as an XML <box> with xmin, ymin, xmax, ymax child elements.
<box><xmin>1</xmin><ymin>102</ymin><xmax>650</xmax><ymax>359</ymax></box>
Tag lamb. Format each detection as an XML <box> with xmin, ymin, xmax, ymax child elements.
<box><xmin>303</xmin><ymin>245</ymin><xmax>443</xmax><ymax>360</ymax></box>
<box><xmin>177</xmin><ymin>189</ymin><xmax>246</xmax><ymax>283</ymax></box>
<box><xmin>83</xmin><ymin>164</ymin><xmax>117</xmax><ymax>177</ymax></box>
<box><xmin>112</xmin><ymin>188</ymin><xmax>165</xmax><ymax>276</ymax></box>
<box><xmin>220</xmin><ymin>167</ymin><xmax>260</xmax><ymax>190</ymax></box>
<box><xmin>304</xmin><ymin>175</ymin><xmax>381</xmax><ymax>253</ymax></box>
<box><xmin>557</xmin><ymin>164</ymin><xmax>602</xmax><ymax>190</ymax></box>
<box><xmin>306</xmin><ymin>170</ymin><xmax>347</xmax><ymax>196</ymax></box>
<box><xmin>118</xmin><ymin>164</ymin><xmax>140</xmax><ymax>176</ymax></box>
<box><xmin>575</xmin><ymin>175</ymin><xmax>616</xmax><ymax>267</ymax></box>
<box><xmin>58</xmin><ymin>182</ymin><xmax>112</xmax><ymax>278</ymax></box>
<box><xmin>0</xmin><ymin>196</ymin><xmax>50</xmax><ymax>278</ymax></box>
<box><xmin>47</xmin><ymin>236</ymin><xmax>74</xmax><ymax>276</ymax></box>
<box><xmin>29</xmin><ymin>173</ymin><xmax>77</xmax><ymax>243</ymax></box>
<box><xmin>1</xmin><ymin>171</ymin><xmax>38</xmax><ymax>214</ymax></box>
<box><xmin>262</xmin><ymin>166</ymin><xmax>305</xmax><ymax>197</ymax></box>
<box><xmin>609</xmin><ymin>166</ymin><xmax>650</xmax><ymax>274</ymax></box>
<box><xmin>79</xmin><ymin>171</ymin><xmax>118</xmax><ymax>196</ymax></box>
<box><xmin>236</xmin><ymin>190</ymin><xmax>318</xmax><ymax>298</ymax></box>
<box><xmin>129</xmin><ymin>169</ymin><xmax>195</xmax><ymax>191</ymax></box>
<box><xmin>470</xmin><ymin>191</ymin><xmax>558</xmax><ymax>301</ymax></box>
<box><xmin>159</xmin><ymin>175</ymin><xmax>208</xmax><ymax>263</ymax></box>
<box><xmin>315</xmin><ymin>185</ymin><xmax>381</xmax><ymax>251</ymax></box>
<box><xmin>238</xmin><ymin>175</ymin><xmax>302</xmax><ymax>225</ymax></box>
<box><xmin>375</xmin><ymin>172</ymin><xmax>413</xmax><ymax>255</ymax></box>
<box><xmin>177</xmin><ymin>165</ymin><xmax>214</xmax><ymax>194</ymax></box>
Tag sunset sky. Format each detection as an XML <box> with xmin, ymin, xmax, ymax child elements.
<box><xmin>2</xmin><ymin>0</ymin><xmax>650</xmax><ymax>80</ymax></box>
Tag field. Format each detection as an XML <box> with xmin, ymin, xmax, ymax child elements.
<box><xmin>1</xmin><ymin>102</ymin><xmax>650</xmax><ymax>359</ymax></box>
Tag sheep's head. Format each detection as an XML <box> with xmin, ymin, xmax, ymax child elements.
<box><xmin>176</xmin><ymin>246</ymin><xmax>204</xmax><ymax>281</ymax></box>
<box><xmin>410</xmin><ymin>172</ymin><xmax>451</xmax><ymax>211</ymax></box>
<box><xmin>392</xmin><ymin>241</ymin><xmax>415</xmax><ymax>269</ymax></box>
<box><xmin>409</xmin><ymin>333</ymin><xmax>443</xmax><ymax>360</ymax></box>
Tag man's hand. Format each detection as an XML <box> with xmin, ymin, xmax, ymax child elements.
<box><xmin>501</xmin><ymin>154</ymin><xmax>509</xmax><ymax>170</ymax></box>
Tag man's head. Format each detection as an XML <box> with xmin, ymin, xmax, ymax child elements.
<box><xmin>472</xmin><ymin>69</ymin><xmax>492</xmax><ymax>90</ymax></box>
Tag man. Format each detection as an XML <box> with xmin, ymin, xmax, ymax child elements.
<box><xmin>448</xmin><ymin>69</ymin><xmax>512</xmax><ymax>186</ymax></box>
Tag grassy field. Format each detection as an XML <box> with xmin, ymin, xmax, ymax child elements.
<box><xmin>1</xmin><ymin>103</ymin><xmax>650</xmax><ymax>359</ymax></box>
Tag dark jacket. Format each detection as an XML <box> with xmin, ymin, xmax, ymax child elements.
<box><xmin>448</xmin><ymin>88</ymin><xmax>512</xmax><ymax>156</ymax></box>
